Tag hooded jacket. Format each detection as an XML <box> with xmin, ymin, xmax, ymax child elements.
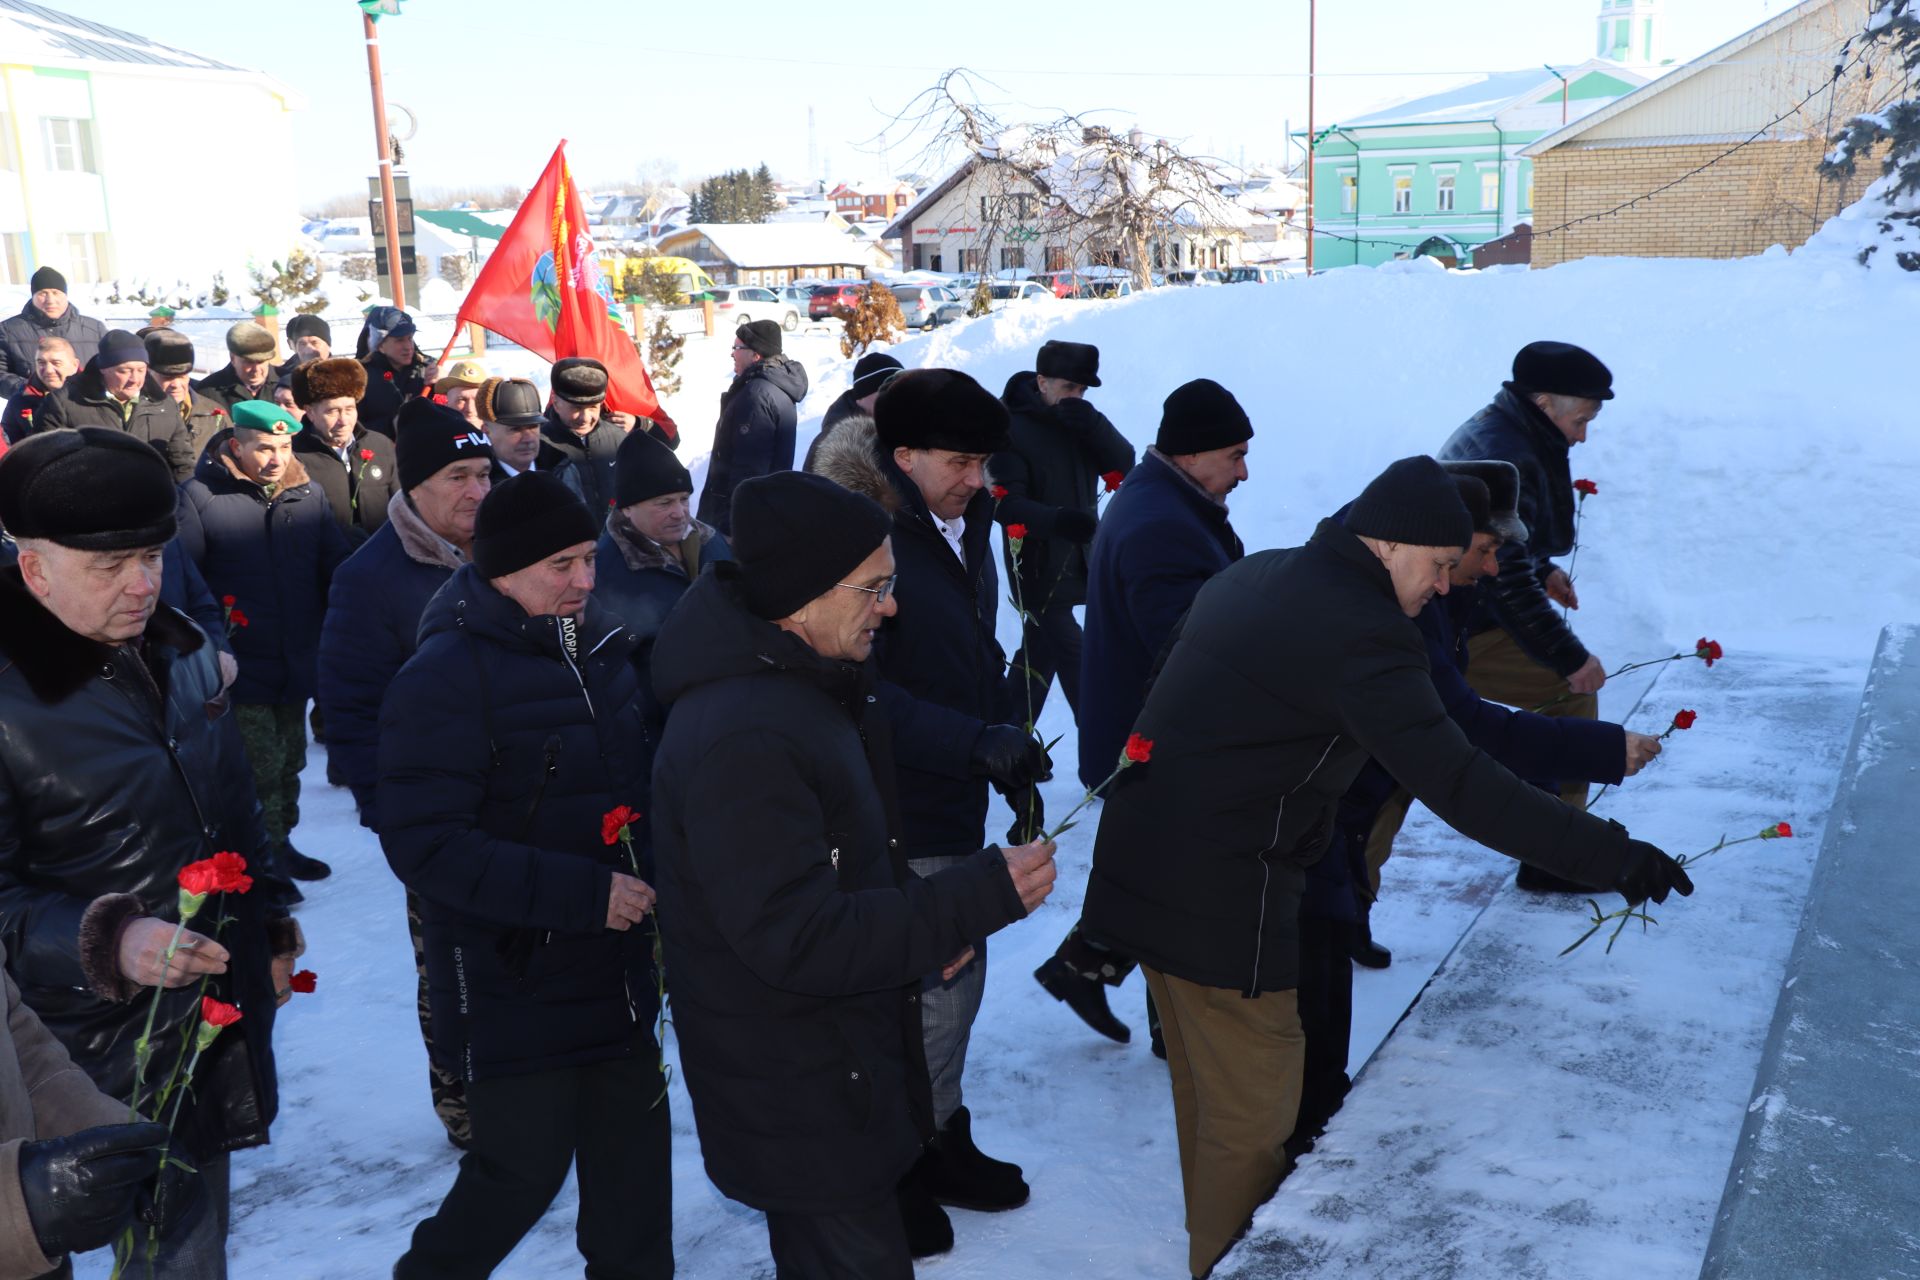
<box><xmin>377</xmin><ymin>566</ymin><xmax>657</xmax><ymax>1082</ymax></box>
<box><xmin>991</xmin><ymin>372</ymin><xmax>1136</xmax><ymax>608</ymax></box>
<box><xmin>649</xmin><ymin>567</ymin><xmax>1024</xmax><ymax>1213</ymax></box>
<box><xmin>0</xmin><ymin>302</ymin><xmax>105</xmax><ymax>400</ymax></box>
<box><xmin>1438</xmin><ymin>386</ymin><xmax>1588</xmax><ymax>677</ymax></box>
<box><xmin>353</xmin><ymin>349</ymin><xmax>431</xmax><ymax>438</ymax></box>
<box><xmin>175</xmin><ymin>437</ymin><xmax>354</xmax><ymax>705</ymax></box>
<box><xmin>695</xmin><ymin>356</ymin><xmax>809</xmax><ymax>536</ymax></box>
<box><xmin>1083</xmin><ymin>519</ymin><xmax>1640</xmax><ymax>996</ymax></box>
<box><xmin>0</xmin><ymin>576</ymin><xmax>290</xmax><ymax>1161</ymax></box>
<box><xmin>317</xmin><ymin>491</ymin><xmax>469</xmax><ymax>829</ymax></box>
<box><xmin>28</xmin><ymin>361</ymin><xmax>197</xmax><ymax>481</ymax></box>
<box><xmin>810</xmin><ymin>415</ymin><xmax>1019</xmax><ymax>859</ymax></box>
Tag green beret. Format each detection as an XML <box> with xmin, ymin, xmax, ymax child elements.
<box><xmin>148</xmin><ymin>305</ymin><xmax>176</xmax><ymax>318</ymax></box>
<box><xmin>231</xmin><ymin>401</ymin><xmax>303</xmax><ymax>436</ymax></box>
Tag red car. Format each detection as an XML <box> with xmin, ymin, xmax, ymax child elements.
<box><xmin>807</xmin><ymin>282</ymin><xmax>867</xmax><ymax>319</ymax></box>
<box><xmin>1037</xmin><ymin>271</ymin><xmax>1085</xmax><ymax>299</ymax></box>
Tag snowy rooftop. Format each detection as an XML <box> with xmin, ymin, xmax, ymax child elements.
<box><xmin>0</xmin><ymin>0</ymin><xmax>263</xmax><ymax>77</ymax></box>
<box><xmin>1340</xmin><ymin>66</ymin><xmax>1580</xmax><ymax>128</ymax></box>
<box><xmin>663</xmin><ymin>223</ymin><xmax>873</xmax><ymax>268</ymax></box>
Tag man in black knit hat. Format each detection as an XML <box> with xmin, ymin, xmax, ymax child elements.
<box><xmin>695</xmin><ymin>319</ymin><xmax>808</xmax><ymax>536</ymax></box>
<box><xmin>808</xmin><ymin>350</ymin><xmax>902</xmax><ymax>468</ymax></box>
<box><xmin>651</xmin><ymin>468</ymin><xmax>1058</xmax><ymax>1278</ymax></box>
<box><xmin>1082</xmin><ymin>454</ymin><xmax>1692</xmax><ymax>1280</ymax></box>
<box><xmin>594</xmin><ymin>428</ymin><xmax>732</xmax><ymax>653</ymax></box>
<box><xmin>0</xmin><ymin>266</ymin><xmax>105</xmax><ymax>399</ymax></box>
<box><xmin>1439</xmin><ymin>341</ymin><xmax>1614</xmax><ymax>890</ymax></box>
<box><xmin>380</xmin><ymin>470</ymin><xmax>671</xmax><ymax>1278</ymax></box>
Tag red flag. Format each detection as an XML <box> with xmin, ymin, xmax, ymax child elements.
<box><xmin>445</xmin><ymin>141</ymin><xmax>676</xmax><ymax>440</ymax></box>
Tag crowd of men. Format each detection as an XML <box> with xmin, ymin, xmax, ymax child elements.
<box><xmin>0</xmin><ymin>263</ymin><xmax>1694</xmax><ymax>1280</ymax></box>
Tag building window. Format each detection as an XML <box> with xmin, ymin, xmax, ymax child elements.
<box><xmin>959</xmin><ymin>248</ymin><xmax>984</xmax><ymax>273</ymax></box>
<box><xmin>1481</xmin><ymin>170</ymin><xmax>1501</xmax><ymax>211</ymax></box>
<box><xmin>42</xmin><ymin>117</ymin><xmax>96</xmax><ymax>173</ymax></box>
<box><xmin>1044</xmin><ymin>245</ymin><xmax>1069</xmax><ymax>272</ymax></box>
<box><xmin>2</xmin><ymin>234</ymin><xmax>27</xmax><ymax>286</ymax></box>
<box><xmin>1340</xmin><ymin>172</ymin><xmax>1356</xmax><ymax>214</ymax></box>
<box><xmin>1437</xmin><ymin>174</ymin><xmax>1456</xmax><ymax>212</ymax></box>
<box><xmin>1392</xmin><ymin>174</ymin><xmax>1413</xmax><ymax>215</ymax></box>
<box><xmin>1000</xmin><ymin>246</ymin><xmax>1025</xmax><ymax>272</ymax></box>
<box><xmin>56</xmin><ymin>232</ymin><xmax>107</xmax><ymax>283</ymax></box>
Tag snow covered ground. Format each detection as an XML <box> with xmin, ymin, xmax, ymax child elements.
<box><xmin>73</xmin><ymin>247</ymin><xmax>1917</xmax><ymax>1277</ymax></box>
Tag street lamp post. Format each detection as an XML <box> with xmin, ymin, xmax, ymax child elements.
<box><xmin>1305</xmin><ymin>0</ymin><xmax>1317</xmax><ymax>274</ymax></box>
<box><xmin>363</xmin><ymin>9</ymin><xmax>408</xmax><ymax>308</ymax></box>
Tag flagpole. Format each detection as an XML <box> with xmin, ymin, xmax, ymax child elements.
<box><xmin>363</xmin><ymin>9</ymin><xmax>407</xmax><ymax>308</ymax></box>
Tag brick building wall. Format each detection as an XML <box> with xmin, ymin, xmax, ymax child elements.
<box><xmin>1529</xmin><ymin>139</ymin><xmax>1870</xmax><ymax>266</ymax></box>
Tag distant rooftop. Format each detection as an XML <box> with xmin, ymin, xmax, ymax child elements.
<box><xmin>1342</xmin><ymin>66</ymin><xmax>1580</xmax><ymax>128</ymax></box>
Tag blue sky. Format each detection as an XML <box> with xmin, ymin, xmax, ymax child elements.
<box><xmin>68</xmin><ymin>0</ymin><xmax>1804</xmax><ymax>203</ymax></box>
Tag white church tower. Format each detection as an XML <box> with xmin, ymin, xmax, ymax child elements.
<box><xmin>1597</xmin><ymin>0</ymin><xmax>1664</xmax><ymax>67</ymax></box>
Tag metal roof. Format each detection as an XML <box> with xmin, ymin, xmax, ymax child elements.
<box><xmin>0</xmin><ymin>0</ymin><xmax>244</xmax><ymax>72</ymax></box>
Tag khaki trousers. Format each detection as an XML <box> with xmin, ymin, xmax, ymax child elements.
<box><xmin>1465</xmin><ymin>626</ymin><xmax>1598</xmax><ymax>810</ymax></box>
<box><xmin>1143</xmin><ymin>967</ymin><xmax>1305</xmax><ymax>1279</ymax></box>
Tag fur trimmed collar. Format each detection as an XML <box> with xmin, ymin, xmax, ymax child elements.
<box><xmin>215</xmin><ymin>448</ymin><xmax>313</xmax><ymax>496</ymax></box>
<box><xmin>0</xmin><ymin>566</ymin><xmax>205</xmax><ymax>705</ymax></box>
<box><xmin>387</xmin><ymin>491</ymin><xmax>468</xmax><ymax>571</ymax></box>
<box><xmin>604</xmin><ymin>508</ymin><xmax>716</xmax><ymax>578</ymax></box>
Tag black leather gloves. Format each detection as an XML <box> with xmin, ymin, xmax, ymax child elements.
<box><xmin>19</xmin><ymin>1122</ymin><xmax>168</xmax><ymax>1259</ymax></box>
<box><xmin>1613</xmin><ymin>840</ymin><xmax>1696</xmax><ymax>905</ymax></box>
<box><xmin>970</xmin><ymin>725</ymin><xmax>1053</xmax><ymax>790</ymax></box>
<box><xmin>1052</xmin><ymin>509</ymin><xmax>1099</xmax><ymax>544</ymax></box>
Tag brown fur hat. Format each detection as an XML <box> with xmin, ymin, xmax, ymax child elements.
<box><xmin>291</xmin><ymin>357</ymin><xmax>367</xmax><ymax>409</ymax></box>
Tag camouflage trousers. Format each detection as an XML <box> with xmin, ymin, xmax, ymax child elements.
<box><xmin>234</xmin><ymin>701</ymin><xmax>308</xmax><ymax>846</ymax></box>
<box><xmin>408</xmin><ymin>891</ymin><xmax>471</xmax><ymax>1148</ymax></box>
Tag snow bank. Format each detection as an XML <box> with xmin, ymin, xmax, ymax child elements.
<box><xmin>796</xmin><ymin>250</ymin><xmax>1920</xmax><ymax>668</ymax></box>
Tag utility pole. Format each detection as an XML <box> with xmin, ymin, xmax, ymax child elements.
<box><xmin>364</xmin><ymin>8</ymin><xmax>407</xmax><ymax>307</ymax></box>
<box><xmin>1305</xmin><ymin>0</ymin><xmax>1317</xmax><ymax>274</ymax></box>
<box><xmin>1545</xmin><ymin>64</ymin><xmax>1569</xmax><ymax>125</ymax></box>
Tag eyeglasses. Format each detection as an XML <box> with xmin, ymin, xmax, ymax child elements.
<box><xmin>834</xmin><ymin>575</ymin><xmax>897</xmax><ymax>605</ymax></box>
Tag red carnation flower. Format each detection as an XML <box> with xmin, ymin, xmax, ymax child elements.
<box><xmin>602</xmin><ymin>805</ymin><xmax>642</xmax><ymax>847</ymax></box>
<box><xmin>1768</xmin><ymin>821</ymin><xmax>1793</xmax><ymax>839</ymax></box>
<box><xmin>1696</xmin><ymin>637</ymin><xmax>1724</xmax><ymax>667</ymax></box>
<box><xmin>359</xmin><ymin>448</ymin><xmax>375</xmax><ymax>461</ymax></box>
<box><xmin>383</xmin><ymin>371</ymin><xmax>394</xmax><ymax>382</ymax></box>
<box><xmin>289</xmin><ymin>970</ymin><xmax>318</xmax><ymax>994</ymax></box>
<box><xmin>221</xmin><ymin>595</ymin><xmax>235</xmax><ymax>607</ymax></box>
<box><xmin>1123</xmin><ymin>733</ymin><xmax>1154</xmax><ymax>764</ymax></box>
<box><xmin>1101</xmin><ymin>470</ymin><xmax>1124</xmax><ymax>493</ymax></box>
<box><xmin>1671</xmin><ymin>709</ymin><xmax>1697</xmax><ymax>730</ymax></box>
<box><xmin>991</xmin><ymin>485</ymin><xmax>1009</xmax><ymax>501</ymax></box>
<box><xmin>179</xmin><ymin>851</ymin><xmax>252</xmax><ymax>898</ymax></box>
<box><xmin>200</xmin><ymin>996</ymin><xmax>243</xmax><ymax>1028</ymax></box>
<box><xmin>1573</xmin><ymin>478</ymin><xmax>1598</xmax><ymax>497</ymax></box>
<box><xmin>228</xmin><ymin>607</ymin><xmax>250</xmax><ymax>628</ymax></box>
<box><xmin>1006</xmin><ymin>523</ymin><xmax>1028</xmax><ymax>541</ymax></box>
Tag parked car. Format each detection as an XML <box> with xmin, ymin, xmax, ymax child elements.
<box><xmin>894</xmin><ymin>285</ymin><xmax>962</xmax><ymax>329</ymax></box>
<box><xmin>1037</xmin><ymin>271</ymin><xmax>1089</xmax><ymax>298</ymax></box>
<box><xmin>986</xmin><ymin>280</ymin><xmax>1057</xmax><ymax>308</ymax></box>
<box><xmin>1222</xmin><ymin>265</ymin><xmax>1300</xmax><ymax>285</ymax></box>
<box><xmin>1164</xmin><ymin>269</ymin><xmax>1226</xmax><ymax>286</ymax></box>
<box><xmin>707</xmin><ymin>285</ymin><xmax>802</xmax><ymax>331</ymax></box>
<box><xmin>1081</xmin><ymin>278</ymin><xmax>1135</xmax><ymax>299</ymax></box>
<box><xmin>776</xmin><ymin>284</ymin><xmax>816</xmax><ymax>313</ymax></box>
<box><xmin>808</xmin><ymin>281</ymin><xmax>869</xmax><ymax>320</ymax></box>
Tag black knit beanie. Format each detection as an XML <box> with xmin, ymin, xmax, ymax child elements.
<box><xmin>472</xmin><ymin>472</ymin><xmax>601</xmax><ymax>580</ymax></box>
<box><xmin>395</xmin><ymin>397</ymin><xmax>495</xmax><ymax>492</ymax></box>
<box><xmin>729</xmin><ymin>471</ymin><xmax>892</xmax><ymax>620</ymax></box>
<box><xmin>286</xmin><ymin>313</ymin><xmax>332</xmax><ymax>346</ymax></box>
<box><xmin>1157</xmin><ymin>379</ymin><xmax>1254</xmax><ymax>454</ymax></box>
<box><xmin>614</xmin><ymin>429</ymin><xmax>693</xmax><ymax>507</ymax></box>
<box><xmin>737</xmin><ymin>320</ymin><xmax>783</xmax><ymax>359</ymax></box>
<box><xmin>95</xmin><ymin>330</ymin><xmax>149</xmax><ymax>369</ymax></box>
<box><xmin>29</xmin><ymin>266</ymin><xmax>66</xmax><ymax>294</ymax></box>
<box><xmin>0</xmin><ymin>427</ymin><xmax>177</xmax><ymax>550</ymax></box>
<box><xmin>873</xmin><ymin>368</ymin><xmax>1011</xmax><ymax>454</ymax></box>
<box><xmin>1345</xmin><ymin>456</ymin><xmax>1474</xmax><ymax>549</ymax></box>
<box><xmin>848</xmin><ymin>352</ymin><xmax>903</xmax><ymax>398</ymax></box>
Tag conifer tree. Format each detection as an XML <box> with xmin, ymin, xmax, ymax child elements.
<box><xmin>1821</xmin><ymin>0</ymin><xmax>1920</xmax><ymax>269</ymax></box>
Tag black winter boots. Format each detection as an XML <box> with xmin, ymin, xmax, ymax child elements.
<box><xmin>1034</xmin><ymin>954</ymin><xmax>1132</xmax><ymax>1043</ymax></box>
<box><xmin>916</xmin><ymin>1107</ymin><xmax>1029</xmax><ymax>1212</ymax></box>
<box><xmin>897</xmin><ymin>1166</ymin><xmax>953</xmax><ymax>1258</ymax></box>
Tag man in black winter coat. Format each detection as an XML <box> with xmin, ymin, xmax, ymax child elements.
<box><xmin>805</xmin><ymin>350</ymin><xmax>901</xmax><ymax>471</ymax></box>
<box><xmin>144</xmin><ymin>328</ymin><xmax>230</xmax><ymax>476</ymax></box>
<box><xmin>31</xmin><ymin>331</ymin><xmax>196</xmax><ymax>480</ymax></box>
<box><xmin>191</xmin><ymin>322</ymin><xmax>279</xmax><ymax>414</ymax></box>
<box><xmin>381</xmin><ymin>472</ymin><xmax>671</xmax><ymax>1279</ymax></box>
<box><xmin>651</xmin><ymin>469</ymin><xmax>1057</xmax><ymax>1278</ymax></box>
<box><xmin>178</xmin><ymin>403</ymin><xmax>353</xmax><ymax>886</ymax></box>
<box><xmin>1035</xmin><ymin>378</ymin><xmax>1253</xmax><ymax>1046</ymax></box>
<box><xmin>0</xmin><ymin>428</ymin><xmax>306</xmax><ymax>1275</ymax></box>
<box><xmin>1</xmin><ymin>336</ymin><xmax>77</xmax><ymax>443</ymax></box>
<box><xmin>534</xmin><ymin>357</ymin><xmax>624</xmax><ymax>516</ymax></box>
<box><xmin>1438</xmin><ymin>342</ymin><xmax>1613</xmax><ymax>893</ymax></box>
<box><xmin>695</xmin><ymin>320</ymin><xmax>809</xmax><ymax>536</ymax></box>
<box><xmin>595</xmin><ymin>427</ymin><xmax>731</xmax><ymax>655</ymax></box>
<box><xmin>809</xmin><ymin>372</ymin><xmax>1052</xmax><ymax>1236</ymax></box>
<box><xmin>0</xmin><ymin>267</ymin><xmax>104</xmax><ymax>399</ymax></box>
<box><xmin>289</xmin><ymin>357</ymin><xmax>399</xmax><ymax>544</ymax></box>
<box><xmin>1082</xmin><ymin>455</ymin><xmax>1693</xmax><ymax>1280</ymax></box>
<box><xmin>992</xmin><ymin>341</ymin><xmax>1135</xmax><ymax>725</ymax></box>
<box><xmin>355</xmin><ymin>306</ymin><xmax>433</xmax><ymax>438</ymax></box>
